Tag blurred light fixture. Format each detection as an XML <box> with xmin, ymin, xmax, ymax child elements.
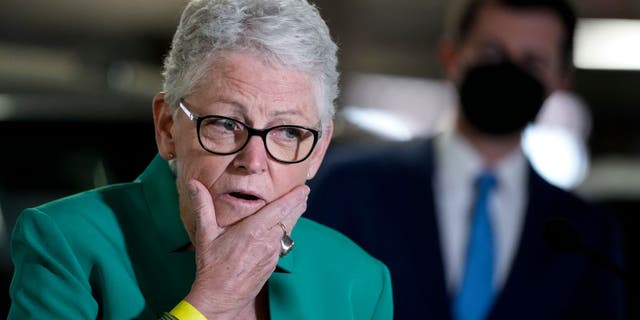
<box><xmin>342</xmin><ymin>73</ymin><xmax>456</xmax><ymax>137</ymax></box>
<box><xmin>575</xmin><ymin>18</ymin><xmax>640</xmax><ymax>70</ymax></box>
<box><xmin>522</xmin><ymin>125</ymin><xmax>589</xmax><ymax>190</ymax></box>
<box><xmin>578</xmin><ymin>157</ymin><xmax>640</xmax><ymax>200</ymax></box>
<box><xmin>341</xmin><ymin>106</ymin><xmax>413</xmax><ymax>141</ymax></box>
<box><xmin>0</xmin><ymin>44</ymin><xmax>80</xmax><ymax>85</ymax></box>
<box><xmin>107</xmin><ymin>60</ymin><xmax>162</xmax><ymax>97</ymax></box>
<box><xmin>522</xmin><ymin>91</ymin><xmax>591</xmax><ymax>190</ymax></box>
<box><xmin>0</xmin><ymin>95</ymin><xmax>15</xmax><ymax>120</ymax></box>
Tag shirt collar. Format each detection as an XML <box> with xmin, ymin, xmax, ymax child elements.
<box><xmin>437</xmin><ymin>131</ymin><xmax>526</xmax><ymax>189</ymax></box>
<box><xmin>436</xmin><ymin>131</ymin><xmax>483</xmax><ymax>190</ymax></box>
<box><xmin>494</xmin><ymin>144</ymin><xmax>527</xmax><ymax>195</ymax></box>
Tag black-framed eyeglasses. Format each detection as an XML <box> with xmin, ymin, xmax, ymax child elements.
<box><xmin>178</xmin><ymin>100</ymin><xmax>321</xmax><ymax>164</ymax></box>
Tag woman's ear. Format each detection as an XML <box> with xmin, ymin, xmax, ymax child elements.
<box><xmin>306</xmin><ymin>122</ymin><xmax>333</xmax><ymax>180</ymax></box>
<box><xmin>152</xmin><ymin>92</ymin><xmax>176</xmax><ymax>160</ymax></box>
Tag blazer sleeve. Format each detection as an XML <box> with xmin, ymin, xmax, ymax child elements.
<box><xmin>371</xmin><ymin>263</ymin><xmax>394</xmax><ymax>320</ymax></box>
<box><xmin>8</xmin><ymin>208</ymin><xmax>98</xmax><ymax>319</ymax></box>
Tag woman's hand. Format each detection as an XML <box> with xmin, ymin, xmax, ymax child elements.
<box><xmin>184</xmin><ymin>179</ymin><xmax>309</xmax><ymax>319</ymax></box>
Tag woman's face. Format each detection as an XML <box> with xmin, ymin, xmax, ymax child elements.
<box><xmin>153</xmin><ymin>51</ymin><xmax>332</xmax><ymax>239</ymax></box>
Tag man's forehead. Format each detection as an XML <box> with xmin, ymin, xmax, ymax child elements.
<box><xmin>469</xmin><ymin>5</ymin><xmax>565</xmax><ymax>48</ymax></box>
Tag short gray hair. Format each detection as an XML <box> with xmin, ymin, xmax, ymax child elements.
<box><xmin>162</xmin><ymin>0</ymin><xmax>339</xmax><ymax>132</ymax></box>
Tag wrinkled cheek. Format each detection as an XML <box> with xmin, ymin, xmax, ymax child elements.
<box><xmin>281</xmin><ymin>164</ymin><xmax>311</xmax><ymax>185</ymax></box>
<box><xmin>177</xmin><ymin>158</ymin><xmax>215</xmax><ymax>184</ymax></box>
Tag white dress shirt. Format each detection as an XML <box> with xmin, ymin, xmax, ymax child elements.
<box><xmin>434</xmin><ymin>132</ymin><xmax>528</xmax><ymax>293</ymax></box>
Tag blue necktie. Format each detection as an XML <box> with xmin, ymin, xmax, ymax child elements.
<box><xmin>454</xmin><ymin>171</ymin><xmax>497</xmax><ymax>320</ymax></box>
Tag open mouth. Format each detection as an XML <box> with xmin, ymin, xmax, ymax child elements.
<box><xmin>229</xmin><ymin>192</ymin><xmax>261</xmax><ymax>201</ymax></box>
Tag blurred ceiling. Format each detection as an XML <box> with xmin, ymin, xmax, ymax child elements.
<box><xmin>1</xmin><ymin>0</ymin><xmax>640</xmax><ymax>155</ymax></box>
<box><xmin>1</xmin><ymin>0</ymin><xmax>184</xmax><ymax>37</ymax></box>
<box><xmin>3</xmin><ymin>0</ymin><xmax>640</xmax><ymax>72</ymax></box>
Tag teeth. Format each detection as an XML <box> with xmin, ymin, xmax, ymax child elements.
<box><xmin>230</xmin><ymin>192</ymin><xmax>259</xmax><ymax>200</ymax></box>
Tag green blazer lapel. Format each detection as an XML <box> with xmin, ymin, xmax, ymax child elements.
<box><xmin>123</xmin><ymin>155</ymin><xmax>195</xmax><ymax>312</ymax></box>
<box><xmin>136</xmin><ymin>155</ymin><xmax>190</xmax><ymax>252</ymax></box>
<box><xmin>268</xmin><ymin>270</ymin><xmax>302</xmax><ymax>319</ymax></box>
<box><xmin>269</xmin><ymin>235</ymin><xmax>303</xmax><ymax>319</ymax></box>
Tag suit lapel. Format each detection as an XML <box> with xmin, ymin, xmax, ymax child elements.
<box><xmin>113</xmin><ymin>155</ymin><xmax>196</xmax><ymax>314</ymax></box>
<box><xmin>421</xmin><ymin>138</ymin><xmax>454</xmax><ymax>319</ymax></box>
<box><xmin>488</xmin><ymin>167</ymin><xmax>552</xmax><ymax>318</ymax></box>
<box><xmin>268</xmin><ymin>272</ymin><xmax>302</xmax><ymax>319</ymax></box>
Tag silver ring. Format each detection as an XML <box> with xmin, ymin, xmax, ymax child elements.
<box><xmin>278</xmin><ymin>222</ymin><xmax>294</xmax><ymax>257</ymax></box>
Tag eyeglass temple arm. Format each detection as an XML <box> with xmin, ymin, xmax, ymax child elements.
<box><xmin>178</xmin><ymin>101</ymin><xmax>197</xmax><ymax>122</ymax></box>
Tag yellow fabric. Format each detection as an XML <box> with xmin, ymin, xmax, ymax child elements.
<box><xmin>170</xmin><ymin>300</ymin><xmax>207</xmax><ymax>320</ymax></box>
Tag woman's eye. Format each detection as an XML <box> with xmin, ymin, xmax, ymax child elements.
<box><xmin>208</xmin><ymin>118</ymin><xmax>240</xmax><ymax>131</ymax></box>
<box><xmin>201</xmin><ymin>118</ymin><xmax>244</xmax><ymax>138</ymax></box>
<box><xmin>221</xmin><ymin>119</ymin><xmax>238</xmax><ymax>131</ymax></box>
<box><xmin>270</xmin><ymin>127</ymin><xmax>306</xmax><ymax>143</ymax></box>
<box><xmin>282</xmin><ymin>127</ymin><xmax>302</xmax><ymax>139</ymax></box>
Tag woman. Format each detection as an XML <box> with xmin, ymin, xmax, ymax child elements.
<box><xmin>8</xmin><ymin>0</ymin><xmax>392</xmax><ymax>319</ymax></box>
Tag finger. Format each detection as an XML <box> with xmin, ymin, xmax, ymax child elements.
<box><xmin>277</xmin><ymin>195</ymin><xmax>306</xmax><ymax>235</ymax></box>
<box><xmin>276</xmin><ymin>186</ymin><xmax>309</xmax><ymax>233</ymax></box>
<box><xmin>188</xmin><ymin>179</ymin><xmax>224</xmax><ymax>245</ymax></box>
<box><xmin>266</xmin><ymin>191</ymin><xmax>307</xmax><ymax>259</ymax></box>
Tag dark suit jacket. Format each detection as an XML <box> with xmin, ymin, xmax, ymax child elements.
<box><xmin>306</xmin><ymin>138</ymin><xmax>624</xmax><ymax>320</ymax></box>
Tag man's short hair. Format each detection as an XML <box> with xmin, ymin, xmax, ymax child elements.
<box><xmin>447</xmin><ymin>0</ymin><xmax>576</xmax><ymax>70</ymax></box>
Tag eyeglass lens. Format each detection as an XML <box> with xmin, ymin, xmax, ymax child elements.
<box><xmin>198</xmin><ymin>117</ymin><xmax>316</xmax><ymax>163</ymax></box>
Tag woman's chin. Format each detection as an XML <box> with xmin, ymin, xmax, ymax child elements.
<box><xmin>214</xmin><ymin>194</ymin><xmax>268</xmax><ymax>227</ymax></box>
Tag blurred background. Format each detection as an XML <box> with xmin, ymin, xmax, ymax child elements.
<box><xmin>1</xmin><ymin>0</ymin><xmax>639</xmax><ymax>317</ymax></box>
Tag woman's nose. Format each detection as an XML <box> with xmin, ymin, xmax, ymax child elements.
<box><xmin>231</xmin><ymin>136</ymin><xmax>268</xmax><ymax>174</ymax></box>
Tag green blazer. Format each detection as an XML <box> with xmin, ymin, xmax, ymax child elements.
<box><xmin>9</xmin><ymin>155</ymin><xmax>393</xmax><ymax>319</ymax></box>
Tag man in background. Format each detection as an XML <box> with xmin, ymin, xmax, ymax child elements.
<box><xmin>306</xmin><ymin>0</ymin><xmax>625</xmax><ymax>319</ymax></box>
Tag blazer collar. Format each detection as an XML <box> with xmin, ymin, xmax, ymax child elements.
<box><xmin>136</xmin><ymin>155</ymin><xmax>188</xmax><ymax>253</ymax></box>
<box><xmin>136</xmin><ymin>154</ymin><xmax>294</xmax><ymax>272</ymax></box>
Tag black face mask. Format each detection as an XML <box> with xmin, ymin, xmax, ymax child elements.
<box><xmin>458</xmin><ymin>61</ymin><xmax>546</xmax><ymax>136</ymax></box>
